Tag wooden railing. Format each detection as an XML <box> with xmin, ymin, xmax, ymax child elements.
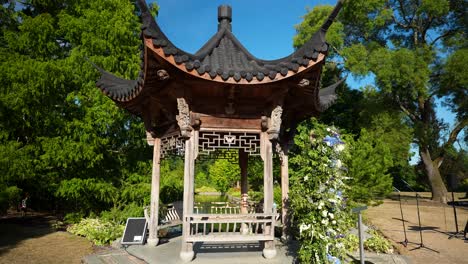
<box><xmin>184</xmin><ymin>213</ymin><xmax>277</xmax><ymax>242</ymax></box>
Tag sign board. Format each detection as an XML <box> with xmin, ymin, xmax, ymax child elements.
<box><xmin>351</xmin><ymin>206</ymin><xmax>368</xmax><ymax>213</ymax></box>
<box><xmin>121</xmin><ymin>217</ymin><xmax>147</xmax><ymax>245</ymax></box>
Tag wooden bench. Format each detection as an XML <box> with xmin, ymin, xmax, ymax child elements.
<box><xmin>144</xmin><ymin>202</ymin><xmax>183</xmax><ymax>230</ymax></box>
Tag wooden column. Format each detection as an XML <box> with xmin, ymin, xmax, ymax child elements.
<box><xmin>239</xmin><ymin>149</ymin><xmax>248</xmax><ymax>214</ymax></box>
<box><xmin>180</xmin><ymin>131</ymin><xmax>195</xmax><ymax>262</ymax></box>
<box><xmin>280</xmin><ymin>144</ymin><xmax>290</xmax><ymax>241</ymax></box>
<box><xmin>239</xmin><ymin>149</ymin><xmax>249</xmax><ymax>234</ymax></box>
<box><xmin>147</xmin><ymin>137</ymin><xmax>161</xmax><ymax>247</ymax></box>
<box><xmin>261</xmin><ymin>132</ymin><xmax>276</xmax><ymax>259</ymax></box>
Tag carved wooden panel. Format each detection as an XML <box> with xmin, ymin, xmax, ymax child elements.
<box><xmin>161</xmin><ymin>134</ymin><xmax>185</xmax><ymax>158</ymax></box>
<box><xmin>198</xmin><ymin>131</ymin><xmax>260</xmax><ymax>161</ymax></box>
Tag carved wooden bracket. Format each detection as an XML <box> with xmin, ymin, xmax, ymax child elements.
<box><xmin>267</xmin><ymin>105</ymin><xmax>283</xmax><ymax>140</ymax></box>
<box><xmin>261</xmin><ymin>116</ymin><xmax>269</xmax><ymax>131</ymax></box>
<box><xmin>156</xmin><ymin>69</ymin><xmax>170</xmax><ymax>80</ymax></box>
<box><xmin>298</xmin><ymin>78</ymin><xmax>310</xmax><ymax>87</ymax></box>
<box><xmin>176</xmin><ymin>98</ymin><xmax>193</xmax><ymax>139</ymax></box>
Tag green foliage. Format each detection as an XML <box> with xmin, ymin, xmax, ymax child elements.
<box><xmin>209</xmin><ymin>156</ymin><xmax>239</xmax><ymax>194</ymax></box>
<box><xmin>338</xmin><ymin>0</ymin><xmax>468</xmax><ymax>199</ymax></box>
<box><xmin>290</xmin><ymin>119</ymin><xmax>353</xmax><ymax>263</ymax></box>
<box><xmin>273</xmin><ymin>185</ymin><xmax>282</xmax><ymax>209</ymax></box>
<box><xmin>67</xmin><ymin>218</ymin><xmax>124</xmax><ymax>246</ymax></box>
<box><xmin>100</xmin><ymin>203</ymin><xmax>144</xmax><ymax>225</ymax></box>
<box><xmin>364</xmin><ymin>229</ymin><xmax>393</xmax><ymax>254</ymax></box>
<box><xmin>0</xmin><ymin>0</ymin><xmax>154</xmax><ymax>214</ymax></box>
<box><xmin>347</xmin><ymin>128</ymin><xmax>393</xmax><ymax>203</ymax></box>
<box><xmin>159</xmin><ymin>158</ymin><xmax>184</xmax><ymax>204</ymax></box>
<box><xmin>0</xmin><ymin>185</ymin><xmax>22</xmax><ymax>214</ymax></box>
<box><xmin>342</xmin><ymin>234</ymin><xmax>359</xmax><ymax>252</ymax></box>
<box><xmin>63</xmin><ymin>212</ymin><xmax>85</xmax><ymax>224</ymax></box>
<box><xmin>294</xmin><ymin>5</ymin><xmax>344</xmax><ymax>52</ymax></box>
<box><xmin>226</xmin><ymin>187</ymin><xmax>241</xmax><ymax>198</ymax></box>
<box><xmin>195</xmin><ymin>186</ymin><xmax>218</xmax><ymax>193</ymax></box>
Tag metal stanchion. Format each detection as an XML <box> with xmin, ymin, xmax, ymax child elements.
<box><xmin>352</xmin><ymin>206</ymin><xmax>368</xmax><ymax>264</ymax></box>
<box><xmin>409</xmin><ymin>193</ymin><xmax>439</xmax><ymax>253</ymax></box>
<box><xmin>396</xmin><ymin>189</ymin><xmax>409</xmax><ymax>247</ymax></box>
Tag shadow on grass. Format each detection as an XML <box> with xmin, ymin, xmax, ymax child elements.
<box><xmin>0</xmin><ymin>213</ymin><xmax>56</xmax><ymax>257</ymax></box>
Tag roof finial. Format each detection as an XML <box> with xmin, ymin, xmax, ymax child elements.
<box><xmin>218</xmin><ymin>5</ymin><xmax>232</xmax><ymax>31</ymax></box>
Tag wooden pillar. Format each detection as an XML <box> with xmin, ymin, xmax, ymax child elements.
<box><xmin>147</xmin><ymin>137</ymin><xmax>161</xmax><ymax>247</ymax></box>
<box><xmin>239</xmin><ymin>149</ymin><xmax>248</xmax><ymax>214</ymax></box>
<box><xmin>261</xmin><ymin>132</ymin><xmax>276</xmax><ymax>259</ymax></box>
<box><xmin>280</xmin><ymin>144</ymin><xmax>290</xmax><ymax>241</ymax></box>
<box><xmin>239</xmin><ymin>149</ymin><xmax>249</xmax><ymax>234</ymax></box>
<box><xmin>180</xmin><ymin>131</ymin><xmax>195</xmax><ymax>262</ymax></box>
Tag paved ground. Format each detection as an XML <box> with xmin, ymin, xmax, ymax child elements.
<box><xmin>84</xmin><ymin>236</ymin><xmax>410</xmax><ymax>264</ymax></box>
<box><xmin>366</xmin><ymin>197</ymin><xmax>468</xmax><ymax>264</ymax></box>
<box><xmin>0</xmin><ymin>212</ymin><xmax>93</xmax><ymax>264</ymax></box>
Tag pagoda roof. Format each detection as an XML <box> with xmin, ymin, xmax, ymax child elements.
<box><xmin>140</xmin><ymin>3</ymin><xmax>338</xmax><ymax>83</ymax></box>
<box><xmin>96</xmin><ymin>0</ymin><xmax>343</xmax><ymax>103</ymax></box>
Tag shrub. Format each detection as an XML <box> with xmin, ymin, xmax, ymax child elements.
<box><xmin>364</xmin><ymin>229</ymin><xmax>393</xmax><ymax>253</ymax></box>
<box><xmin>64</xmin><ymin>212</ymin><xmax>85</xmax><ymax>224</ymax></box>
<box><xmin>100</xmin><ymin>203</ymin><xmax>144</xmax><ymax>224</ymax></box>
<box><xmin>67</xmin><ymin>218</ymin><xmax>124</xmax><ymax>246</ymax></box>
<box><xmin>195</xmin><ymin>186</ymin><xmax>218</xmax><ymax>193</ymax></box>
<box><xmin>0</xmin><ymin>185</ymin><xmax>22</xmax><ymax>214</ymax></box>
<box><xmin>290</xmin><ymin>120</ymin><xmax>353</xmax><ymax>263</ymax></box>
<box><xmin>341</xmin><ymin>233</ymin><xmax>359</xmax><ymax>252</ymax></box>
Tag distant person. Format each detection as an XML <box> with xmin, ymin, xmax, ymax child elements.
<box><xmin>20</xmin><ymin>193</ymin><xmax>29</xmax><ymax>217</ymax></box>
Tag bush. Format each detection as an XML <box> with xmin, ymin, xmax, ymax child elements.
<box><xmin>364</xmin><ymin>229</ymin><xmax>393</xmax><ymax>253</ymax></box>
<box><xmin>0</xmin><ymin>185</ymin><xmax>22</xmax><ymax>214</ymax></box>
<box><xmin>64</xmin><ymin>212</ymin><xmax>85</xmax><ymax>224</ymax></box>
<box><xmin>100</xmin><ymin>203</ymin><xmax>144</xmax><ymax>224</ymax></box>
<box><xmin>290</xmin><ymin>120</ymin><xmax>354</xmax><ymax>263</ymax></box>
<box><xmin>227</xmin><ymin>187</ymin><xmax>241</xmax><ymax>197</ymax></box>
<box><xmin>67</xmin><ymin>218</ymin><xmax>124</xmax><ymax>246</ymax></box>
<box><xmin>195</xmin><ymin>186</ymin><xmax>218</xmax><ymax>193</ymax></box>
<box><xmin>341</xmin><ymin>233</ymin><xmax>359</xmax><ymax>252</ymax></box>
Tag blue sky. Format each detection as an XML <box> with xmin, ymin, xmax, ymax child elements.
<box><xmin>151</xmin><ymin>0</ymin><xmax>463</xmax><ymax>162</ymax></box>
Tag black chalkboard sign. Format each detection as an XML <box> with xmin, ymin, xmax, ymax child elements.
<box><xmin>121</xmin><ymin>218</ymin><xmax>147</xmax><ymax>245</ymax></box>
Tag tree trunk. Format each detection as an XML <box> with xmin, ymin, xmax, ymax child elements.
<box><xmin>420</xmin><ymin>149</ymin><xmax>447</xmax><ymax>203</ymax></box>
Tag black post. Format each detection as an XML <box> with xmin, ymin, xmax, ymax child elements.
<box><xmin>415</xmin><ymin>193</ymin><xmax>424</xmax><ymax>246</ymax></box>
<box><xmin>398</xmin><ymin>193</ymin><xmax>408</xmax><ymax>247</ymax></box>
<box><xmin>448</xmin><ymin>173</ymin><xmax>464</xmax><ymax>240</ymax></box>
<box><xmin>452</xmin><ymin>191</ymin><xmax>459</xmax><ymax>234</ymax></box>
<box><xmin>410</xmin><ymin>193</ymin><xmax>439</xmax><ymax>253</ymax></box>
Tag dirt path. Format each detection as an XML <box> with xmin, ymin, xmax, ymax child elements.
<box><xmin>0</xmin><ymin>212</ymin><xmax>94</xmax><ymax>264</ymax></box>
<box><xmin>366</xmin><ymin>197</ymin><xmax>468</xmax><ymax>264</ymax></box>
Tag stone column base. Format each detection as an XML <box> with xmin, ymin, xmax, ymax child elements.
<box><xmin>179</xmin><ymin>250</ymin><xmax>195</xmax><ymax>263</ymax></box>
<box><xmin>262</xmin><ymin>247</ymin><xmax>277</xmax><ymax>259</ymax></box>
<box><xmin>146</xmin><ymin>238</ymin><xmax>159</xmax><ymax>247</ymax></box>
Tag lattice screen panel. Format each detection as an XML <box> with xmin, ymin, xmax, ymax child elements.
<box><xmin>161</xmin><ymin>134</ymin><xmax>185</xmax><ymax>158</ymax></box>
<box><xmin>198</xmin><ymin>131</ymin><xmax>260</xmax><ymax>161</ymax></box>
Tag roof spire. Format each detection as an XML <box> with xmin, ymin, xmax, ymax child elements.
<box><xmin>218</xmin><ymin>5</ymin><xmax>232</xmax><ymax>31</ymax></box>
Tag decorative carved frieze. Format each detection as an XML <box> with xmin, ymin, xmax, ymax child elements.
<box><xmin>161</xmin><ymin>134</ymin><xmax>185</xmax><ymax>158</ymax></box>
<box><xmin>267</xmin><ymin>105</ymin><xmax>283</xmax><ymax>140</ymax></box>
<box><xmin>198</xmin><ymin>131</ymin><xmax>260</xmax><ymax>161</ymax></box>
<box><xmin>275</xmin><ymin>143</ymin><xmax>285</xmax><ymax>165</ymax></box>
<box><xmin>176</xmin><ymin>98</ymin><xmax>193</xmax><ymax>139</ymax></box>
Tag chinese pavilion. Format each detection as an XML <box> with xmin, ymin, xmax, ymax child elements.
<box><xmin>95</xmin><ymin>0</ymin><xmax>343</xmax><ymax>262</ymax></box>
